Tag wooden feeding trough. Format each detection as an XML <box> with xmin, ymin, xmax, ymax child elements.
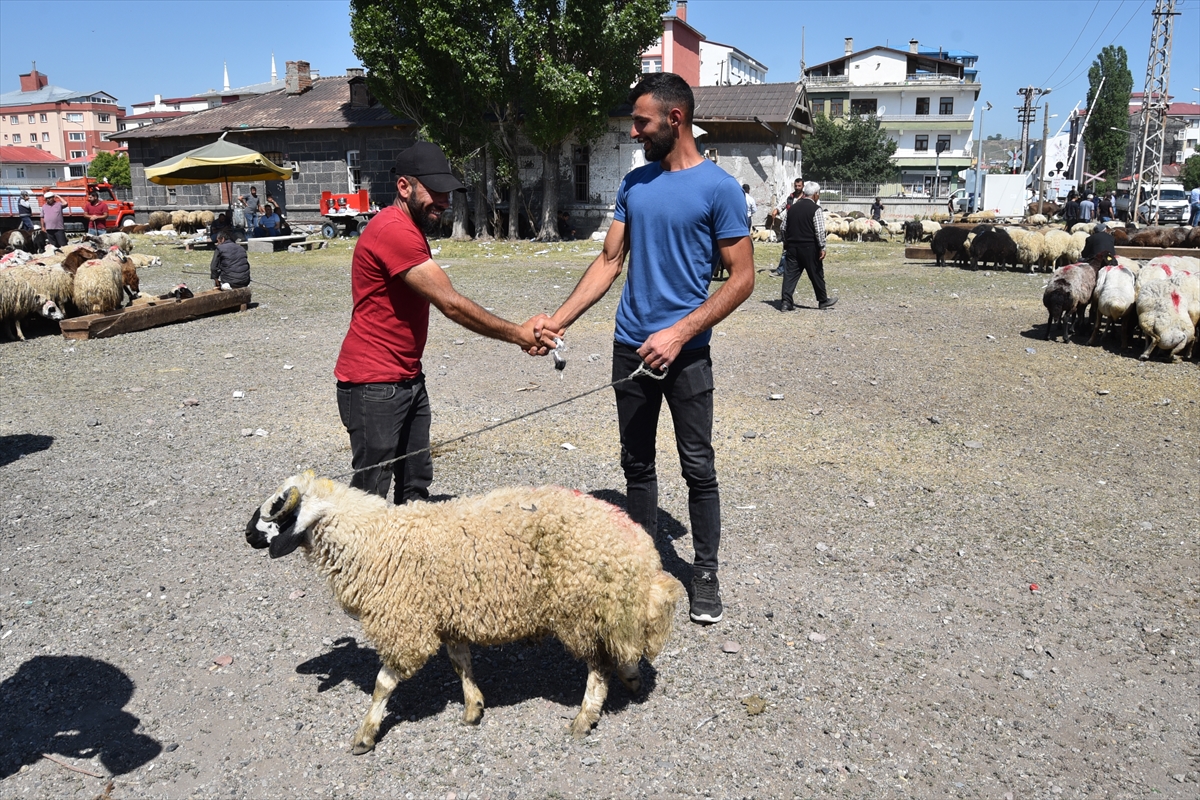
<box><xmin>59</xmin><ymin>287</ymin><xmax>252</xmax><ymax>340</ymax></box>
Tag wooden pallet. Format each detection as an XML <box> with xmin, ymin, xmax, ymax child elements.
<box><xmin>59</xmin><ymin>287</ymin><xmax>251</xmax><ymax>340</ymax></box>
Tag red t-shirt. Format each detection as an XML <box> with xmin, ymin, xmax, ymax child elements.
<box><xmin>333</xmin><ymin>205</ymin><xmax>432</xmax><ymax>383</ymax></box>
<box><xmin>83</xmin><ymin>200</ymin><xmax>108</xmax><ymax>226</ymax></box>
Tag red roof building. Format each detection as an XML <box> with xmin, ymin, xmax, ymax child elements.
<box><xmin>0</xmin><ymin>144</ymin><xmax>69</xmax><ymax>184</ymax></box>
<box><xmin>0</xmin><ymin>66</ymin><xmax>123</xmax><ymax>171</ymax></box>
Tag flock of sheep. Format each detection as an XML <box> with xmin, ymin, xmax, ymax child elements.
<box><xmin>1043</xmin><ymin>254</ymin><xmax>1199</xmax><ymax>362</ymax></box>
<box><xmin>0</xmin><ymin>231</ymin><xmax>161</xmax><ymax>340</ymax></box>
<box><xmin>137</xmin><ymin>209</ymin><xmax>216</xmax><ymax>235</ymax></box>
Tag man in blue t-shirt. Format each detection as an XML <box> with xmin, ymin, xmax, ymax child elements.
<box><xmin>534</xmin><ymin>72</ymin><xmax>754</xmax><ymax>625</ymax></box>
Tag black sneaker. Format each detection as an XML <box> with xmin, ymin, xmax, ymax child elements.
<box><xmin>690</xmin><ymin>570</ymin><xmax>724</xmax><ymax>624</ymax></box>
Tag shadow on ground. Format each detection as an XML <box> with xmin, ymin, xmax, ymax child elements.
<box><xmin>0</xmin><ymin>433</ymin><xmax>53</xmax><ymax>469</ymax></box>
<box><xmin>0</xmin><ymin>655</ymin><xmax>162</xmax><ymax>778</ymax></box>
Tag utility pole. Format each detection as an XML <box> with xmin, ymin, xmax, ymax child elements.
<box><xmin>1016</xmin><ymin>86</ymin><xmax>1050</xmax><ymax>175</ymax></box>
<box><xmin>1039</xmin><ymin>102</ymin><xmax>1049</xmax><ymax>216</ymax></box>
<box><xmin>974</xmin><ymin>101</ymin><xmax>992</xmax><ymax>213</ymax></box>
<box><xmin>1132</xmin><ymin>0</ymin><xmax>1178</xmax><ymax>225</ymax></box>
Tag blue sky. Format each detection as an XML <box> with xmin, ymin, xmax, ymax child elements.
<box><xmin>2</xmin><ymin>0</ymin><xmax>1198</xmax><ymax>139</ymax></box>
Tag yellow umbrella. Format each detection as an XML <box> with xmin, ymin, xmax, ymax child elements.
<box><xmin>145</xmin><ymin>132</ymin><xmax>292</xmax><ymax>185</ymax></box>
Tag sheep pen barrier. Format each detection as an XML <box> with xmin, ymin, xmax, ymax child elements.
<box><xmin>58</xmin><ymin>287</ymin><xmax>252</xmax><ymax>340</ymax></box>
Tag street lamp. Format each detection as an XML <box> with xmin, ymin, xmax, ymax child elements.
<box><xmin>973</xmin><ymin>101</ymin><xmax>992</xmax><ymax>212</ymax></box>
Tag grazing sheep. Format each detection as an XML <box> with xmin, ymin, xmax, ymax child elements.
<box><xmin>1136</xmin><ymin>277</ymin><xmax>1197</xmax><ymax>361</ymax></box>
<box><xmin>5</xmin><ymin>261</ymin><xmax>74</xmax><ymax>309</ymax></box>
<box><xmin>1088</xmin><ymin>263</ymin><xmax>1139</xmax><ymax>347</ymax></box>
<box><xmin>1043</xmin><ymin>263</ymin><xmax>1097</xmax><ymax>342</ymax></box>
<box><xmin>147</xmin><ymin>211</ymin><xmax>172</xmax><ymax>230</ymax></box>
<box><xmin>1041</xmin><ymin>229</ymin><xmax>1076</xmax><ymax>269</ymax></box>
<box><xmin>1009</xmin><ymin>228</ymin><xmax>1046</xmax><ymax>271</ymax></box>
<box><xmin>1</xmin><ymin>270</ymin><xmax>65</xmax><ymax>341</ymax></box>
<box><xmin>245</xmin><ymin>474</ymin><xmax>686</xmax><ymax>752</ymax></box>
<box><xmin>849</xmin><ymin>217</ymin><xmax>886</xmax><ymax>242</ymax></box>
<box><xmin>1026</xmin><ymin>214</ymin><xmax>1048</xmax><ymax>225</ymax></box>
<box><xmin>884</xmin><ymin>220</ymin><xmax>905</xmax><ymax>237</ymax></box>
<box><xmin>966</xmin><ymin>210</ymin><xmax>997</xmax><ymax>223</ymax></box>
<box><xmin>931</xmin><ymin>226</ymin><xmax>970</xmax><ymax>268</ymax></box>
<box><xmin>72</xmin><ymin>254</ymin><xmax>124</xmax><ymax>314</ymax></box>
<box><xmin>969</xmin><ymin>228</ymin><xmax>1019</xmax><ymax>270</ymax></box>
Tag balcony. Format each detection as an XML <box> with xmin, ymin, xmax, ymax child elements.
<box><xmin>883</xmin><ymin>113</ymin><xmax>974</xmax><ymax>123</ymax></box>
<box><xmin>905</xmin><ymin>73</ymin><xmax>964</xmax><ymax>83</ymax></box>
<box><xmin>805</xmin><ymin>75</ymin><xmax>849</xmax><ymax>85</ymax></box>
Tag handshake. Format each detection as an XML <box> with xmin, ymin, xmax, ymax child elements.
<box><xmin>519</xmin><ymin>313</ymin><xmax>567</xmax><ymax>358</ymax></box>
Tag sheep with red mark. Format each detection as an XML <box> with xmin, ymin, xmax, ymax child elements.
<box><xmin>1136</xmin><ymin>274</ymin><xmax>1199</xmax><ymax>361</ymax></box>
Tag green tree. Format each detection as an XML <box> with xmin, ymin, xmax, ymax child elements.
<box><xmin>1084</xmin><ymin>45</ymin><xmax>1133</xmax><ymax>191</ymax></box>
<box><xmin>1180</xmin><ymin>155</ymin><xmax>1200</xmax><ymax>192</ymax></box>
<box><xmin>87</xmin><ymin>151</ymin><xmax>130</xmax><ymax>188</ymax></box>
<box><xmin>351</xmin><ymin>0</ymin><xmax>517</xmax><ymax>239</ymax></box>
<box><xmin>801</xmin><ymin>114</ymin><xmax>897</xmax><ymax>184</ymax></box>
<box><xmin>516</xmin><ymin>0</ymin><xmax>668</xmax><ymax>240</ymax></box>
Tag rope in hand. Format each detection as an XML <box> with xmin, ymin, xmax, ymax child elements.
<box><xmin>329</xmin><ymin>361</ymin><xmax>667</xmax><ymax>481</ymax></box>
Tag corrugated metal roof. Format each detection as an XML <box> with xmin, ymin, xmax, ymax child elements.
<box><xmin>0</xmin><ymin>145</ymin><xmax>69</xmax><ymax>164</ymax></box>
<box><xmin>113</xmin><ymin>77</ymin><xmax>409</xmax><ymax>140</ymax></box>
<box><xmin>693</xmin><ymin>83</ymin><xmax>803</xmax><ymax>123</ymax></box>
<box><xmin>0</xmin><ymin>85</ymin><xmax>114</xmax><ymax>107</ymax></box>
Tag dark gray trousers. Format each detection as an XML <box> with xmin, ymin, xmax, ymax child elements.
<box><xmin>336</xmin><ymin>376</ymin><xmax>432</xmax><ymax>504</ymax></box>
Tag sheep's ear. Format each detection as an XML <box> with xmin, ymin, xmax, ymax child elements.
<box><xmin>265</xmin><ymin>487</ymin><xmax>305</xmax><ymax>559</ymax></box>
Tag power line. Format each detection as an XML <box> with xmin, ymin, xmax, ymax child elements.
<box><xmin>1055</xmin><ymin>0</ymin><xmax>1148</xmax><ymax>94</ymax></box>
<box><xmin>1041</xmin><ymin>0</ymin><xmax>1102</xmax><ymax>88</ymax></box>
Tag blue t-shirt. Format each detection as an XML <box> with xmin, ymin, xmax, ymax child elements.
<box><xmin>613</xmin><ymin>158</ymin><xmax>748</xmax><ymax>350</ymax></box>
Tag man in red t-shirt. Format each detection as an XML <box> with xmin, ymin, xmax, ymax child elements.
<box><xmin>334</xmin><ymin>141</ymin><xmax>558</xmax><ymax>503</ymax></box>
<box><xmin>83</xmin><ymin>190</ymin><xmax>109</xmax><ymax>236</ymax></box>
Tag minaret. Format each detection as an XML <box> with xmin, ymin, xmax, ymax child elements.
<box><xmin>271</xmin><ymin>53</ymin><xmax>277</xmax><ymax>84</ymax></box>
<box><xmin>223</xmin><ymin>61</ymin><xmax>230</xmax><ymax>92</ymax></box>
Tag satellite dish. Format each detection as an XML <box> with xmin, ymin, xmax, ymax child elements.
<box><xmin>877</xmin><ymin>104</ymin><xmax>886</xmax><ymax>115</ymax></box>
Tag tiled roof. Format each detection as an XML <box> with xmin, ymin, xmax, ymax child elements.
<box><xmin>693</xmin><ymin>83</ymin><xmax>804</xmax><ymax>123</ymax></box>
<box><xmin>113</xmin><ymin>77</ymin><xmax>408</xmax><ymax>140</ymax></box>
<box><xmin>0</xmin><ymin>145</ymin><xmax>68</xmax><ymax>164</ymax></box>
<box><xmin>131</xmin><ymin>96</ymin><xmax>208</xmax><ymax>108</ymax></box>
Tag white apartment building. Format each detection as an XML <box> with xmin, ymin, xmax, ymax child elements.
<box><xmin>699</xmin><ymin>40</ymin><xmax>768</xmax><ymax>86</ymax></box>
<box><xmin>804</xmin><ymin>38</ymin><xmax>981</xmax><ymax>195</ymax></box>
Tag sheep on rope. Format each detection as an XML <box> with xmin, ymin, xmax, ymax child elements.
<box><xmin>245</xmin><ymin>473</ymin><xmax>686</xmax><ymax>753</ymax></box>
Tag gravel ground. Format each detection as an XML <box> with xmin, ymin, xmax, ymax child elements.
<box><xmin>1</xmin><ymin>235</ymin><xmax>1197</xmax><ymax>800</ymax></box>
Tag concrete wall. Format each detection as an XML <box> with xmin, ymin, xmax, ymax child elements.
<box><xmin>819</xmin><ymin>197</ymin><xmax>955</xmax><ymax>219</ymax></box>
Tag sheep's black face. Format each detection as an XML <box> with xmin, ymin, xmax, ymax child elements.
<box><xmin>246</xmin><ymin>487</ymin><xmax>305</xmax><ymax>558</ymax></box>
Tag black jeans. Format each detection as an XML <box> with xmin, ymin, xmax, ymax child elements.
<box><xmin>612</xmin><ymin>341</ymin><xmax>721</xmax><ymax>571</ymax></box>
<box><xmin>336</xmin><ymin>376</ymin><xmax>432</xmax><ymax>504</ymax></box>
<box><xmin>783</xmin><ymin>242</ymin><xmax>828</xmax><ymax>306</ymax></box>
<box><xmin>46</xmin><ymin>230</ymin><xmax>67</xmax><ymax>249</ymax></box>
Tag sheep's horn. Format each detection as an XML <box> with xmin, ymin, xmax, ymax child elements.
<box><xmin>265</xmin><ymin>486</ymin><xmax>301</xmax><ymax>521</ymax></box>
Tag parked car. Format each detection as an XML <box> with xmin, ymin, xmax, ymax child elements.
<box><xmin>1115</xmin><ymin>182</ymin><xmax>1189</xmax><ymax>224</ymax></box>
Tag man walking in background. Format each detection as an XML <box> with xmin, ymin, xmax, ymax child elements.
<box><xmin>781</xmin><ymin>181</ymin><xmax>836</xmax><ymax>311</ymax></box>
<box><xmin>535</xmin><ymin>73</ymin><xmax>754</xmax><ymax>625</ymax></box>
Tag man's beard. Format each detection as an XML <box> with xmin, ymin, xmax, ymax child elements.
<box><xmin>641</xmin><ymin>122</ymin><xmax>674</xmax><ymax>162</ymax></box>
<box><xmin>406</xmin><ymin>193</ymin><xmax>441</xmax><ymax>235</ymax></box>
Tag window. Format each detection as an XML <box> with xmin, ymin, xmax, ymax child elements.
<box><xmin>641</xmin><ymin>57</ymin><xmax>662</xmax><ymax>73</ymax></box>
<box><xmin>572</xmin><ymin>146</ymin><xmax>589</xmax><ymax>203</ymax></box>
<box><xmin>936</xmin><ymin>134</ymin><xmax>952</xmax><ymax>153</ymax></box>
<box><xmin>915</xmin><ymin>135</ymin><xmax>928</xmax><ymax>151</ymax></box>
<box><xmin>11</xmin><ymin>133</ymin><xmax>20</xmax><ymax>143</ymax></box>
<box><xmin>850</xmin><ymin>98</ymin><xmax>877</xmax><ymax>116</ymax></box>
<box><xmin>346</xmin><ymin>150</ymin><xmax>361</xmax><ymax>192</ymax></box>
<box><xmin>27</xmin><ymin>114</ymin><xmax>35</xmax><ymax>123</ymax></box>
<box><xmin>66</xmin><ymin>113</ymin><xmax>83</xmax><ymax>123</ymax></box>
<box><xmin>8</xmin><ymin>116</ymin><xmax>16</xmax><ymax>125</ymax></box>
<box><xmin>70</xmin><ymin>150</ymin><xmax>86</xmax><ymax>159</ymax></box>
<box><xmin>41</xmin><ymin>133</ymin><xmax>49</xmax><ymax>142</ymax></box>
<box><xmin>15</xmin><ymin>167</ymin><xmax>24</xmax><ymax>178</ymax></box>
<box><xmin>39</xmin><ymin>113</ymin><xmax>47</xmax><ymax>123</ymax></box>
<box><xmin>167</xmin><ymin>188</ymin><xmax>177</xmax><ymax>205</ymax></box>
<box><xmin>916</xmin><ymin>97</ymin><xmax>930</xmax><ymax>115</ymax></box>
<box><xmin>98</xmin><ymin>114</ymin><xmax>110</xmax><ymax>123</ymax></box>
<box><xmin>829</xmin><ymin>98</ymin><xmax>843</xmax><ymax>118</ymax></box>
<box><xmin>939</xmin><ymin>97</ymin><xmax>954</xmax><ymax>115</ymax></box>
<box><xmin>69</xmin><ymin>132</ymin><xmax>86</xmax><ymax>141</ymax></box>
<box><xmin>47</xmin><ymin>168</ymin><xmax>56</xmax><ymax>178</ymax></box>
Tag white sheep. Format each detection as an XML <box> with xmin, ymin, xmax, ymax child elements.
<box><xmin>1026</xmin><ymin>214</ymin><xmax>1048</xmax><ymax>225</ymax></box>
<box><xmin>1</xmin><ymin>269</ymin><xmax>65</xmax><ymax>341</ymax></box>
<box><xmin>1136</xmin><ymin>258</ymin><xmax>1196</xmax><ymax>293</ymax></box>
<box><xmin>246</xmin><ymin>473</ymin><xmax>686</xmax><ymax>753</ymax></box>
<box><xmin>967</xmin><ymin>210</ymin><xmax>997</xmax><ymax>223</ymax></box>
<box><xmin>884</xmin><ymin>220</ymin><xmax>905</xmax><ymax>237</ymax></box>
<box><xmin>72</xmin><ymin>253</ymin><xmax>125</xmax><ymax>314</ymax></box>
<box><xmin>1088</xmin><ymin>263</ymin><xmax>1138</xmax><ymax>347</ymax></box>
<box><xmin>91</xmin><ymin>232</ymin><xmax>134</xmax><ymax>253</ymax></box>
<box><xmin>1136</xmin><ymin>276</ymin><xmax>1198</xmax><ymax>361</ymax></box>
<box><xmin>5</xmin><ymin>261</ymin><xmax>74</xmax><ymax>309</ymax></box>
<box><xmin>126</xmin><ymin>253</ymin><xmax>162</xmax><ymax>269</ymax></box>
<box><xmin>1041</xmin><ymin>230</ymin><xmax>1075</xmax><ymax>269</ymax></box>
<box><xmin>919</xmin><ymin>220</ymin><xmax>941</xmax><ymax>240</ymax></box>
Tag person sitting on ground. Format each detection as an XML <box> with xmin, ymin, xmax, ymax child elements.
<box><xmin>1080</xmin><ymin>222</ymin><xmax>1115</xmax><ymax>264</ymax></box>
<box><xmin>210</xmin><ymin>230</ymin><xmax>251</xmax><ymax>289</ymax></box>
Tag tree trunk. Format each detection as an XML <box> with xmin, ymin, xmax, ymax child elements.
<box><xmin>473</xmin><ymin>152</ymin><xmax>491</xmax><ymax>241</ymax></box>
<box><xmin>507</xmin><ymin>168</ymin><xmax>522</xmax><ymax>240</ymax></box>
<box><xmin>536</xmin><ymin>141</ymin><xmax>562</xmax><ymax>242</ymax></box>
<box><xmin>451</xmin><ymin>190</ymin><xmax>470</xmax><ymax>240</ymax></box>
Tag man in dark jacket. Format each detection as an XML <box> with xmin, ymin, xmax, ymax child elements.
<box><xmin>1080</xmin><ymin>223</ymin><xmax>1115</xmax><ymax>264</ymax></box>
<box><xmin>210</xmin><ymin>231</ymin><xmax>251</xmax><ymax>289</ymax></box>
<box><xmin>782</xmin><ymin>181</ymin><xmax>837</xmax><ymax>311</ymax></box>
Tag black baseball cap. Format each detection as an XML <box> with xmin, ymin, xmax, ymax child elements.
<box><xmin>395</xmin><ymin>141</ymin><xmax>466</xmax><ymax>193</ymax></box>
